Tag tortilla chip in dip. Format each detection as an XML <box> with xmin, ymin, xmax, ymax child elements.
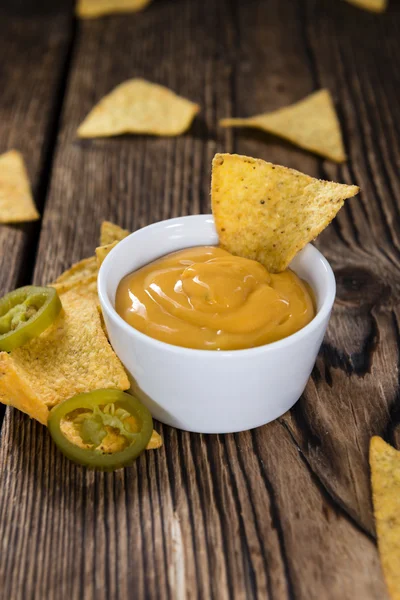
<box><xmin>211</xmin><ymin>153</ymin><xmax>359</xmax><ymax>273</ymax></box>
<box><xmin>370</xmin><ymin>436</ymin><xmax>400</xmax><ymax>600</ymax></box>
<box><xmin>220</xmin><ymin>90</ymin><xmax>346</xmax><ymax>163</ymax></box>
<box><xmin>77</xmin><ymin>79</ymin><xmax>200</xmax><ymax>138</ymax></box>
<box><xmin>344</xmin><ymin>0</ymin><xmax>387</xmax><ymax>12</ymax></box>
<box><xmin>0</xmin><ymin>290</ymin><xmax>129</xmax><ymax>425</ymax></box>
<box><xmin>76</xmin><ymin>0</ymin><xmax>152</xmax><ymax>18</ymax></box>
<box><xmin>0</xmin><ymin>150</ymin><xmax>39</xmax><ymax>223</ymax></box>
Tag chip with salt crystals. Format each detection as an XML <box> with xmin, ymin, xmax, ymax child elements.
<box><xmin>370</xmin><ymin>436</ymin><xmax>400</xmax><ymax>600</ymax></box>
<box><xmin>211</xmin><ymin>153</ymin><xmax>359</xmax><ymax>273</ymax></box>
<box><xmin>0</xmin><ymin>290</ymin><xmax>129</xmax><ymax>425</ymax></box>
<box><xmin>76</xmin><ymin>0</ymin><xmax>151</xmax><ymax>18</ymax></box>
<box><xmin>220</xmin><ymin>90</ymin><xmax>346</xmax><ymax>163</ymax></box>
<box><xmin>77</xmin><ymin>79</ymin><xmax>200</xmax><ymax>138</ymax></box>
<box><xmin>0</xmin><ymin>150</ymin><xmax>40</xmax><ymax>223</ymax></box>
<box><xmin>96</xmin><ymin>241</ymin><xmax>119</xmax><ymax>268</ymax></box>
<box><xmin>344</xmin><ymin>0</ymin><xmax>387</xmax><ymax>12</ymax></box>
<box><xmin>100</xmin><ymin>221</ymin><xmax>130</xmax><ymax>246</ymax></box>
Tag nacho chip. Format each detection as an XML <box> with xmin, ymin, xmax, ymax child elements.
<box><xmin>344</xmin><ymin>0</ymin><xmax>387</xmax><ymax>12</ymax></box>
<box><xmin>370</xmin><ymin>437</ymin><xmax>400</xmax><ymax>600</ymax></box>
<box><xmin>76</xmin><ymin>0</ymin><xmax>151</xmax><ymax>18</ymax></box>
<box><xmin>51</xmin><ymin>275</ymin><xmax>98</xmax><ymax>300</ymax></box>
<box><xmin>77</xmin><ymin>79</ymin><xmax>200</xmax><ymax>138</ymax></box>
<box><xmin>100</xmin><ymin>221</ymin><xmax>130</xmax><ymax>246</ymax></box>
<box><xmin>54</xmin><ymin>256</ymin><xmax>97</xmax><ymax>284</ymax></box>
<box><xmin>211</xmin><ymin>153</ymin><xmax>359</xmax><ymax>273</ymax></box>
<box><xmin>0</xmin><ymin>291</ymin><xmax>129</xmax><ymax>425</ymax></box>
<box><xmin>220</xmin><ymin>90</ymin><xmax>346</xmax><ymax>163</ymax></box>
<box><xmin>0</xmin><ymin>150</ymin><xmax>39</xmax><ymax>223</ymax></box>
<box><xmin>50</xmin><ymin>256</ymin><xmax>98</xmax><ymax>300</ymax></box>
<box><xmin>96</xmin><ymin>241</ymin><xmax>119</xmax><ymax>268</ymax></box>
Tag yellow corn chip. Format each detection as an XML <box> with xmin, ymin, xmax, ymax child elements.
<box><xmin>96</xmin><ymin>241</ymin><xmax>119</xmax><ymax>268</ymax></box>
<box><xmin>77</xmin><ymin>79</ymin><xmax>200</xmax><ymax>138</ymax></box>
<box><xmin>344</xmin><ymin>0</ymin><xmax>387</xmax><ymax>12</ymax></box>
<box><xmin>211</xmin><ymin>153</ymin><xmax>359</xmax><ymax>273</ymax></box>
<box><xmin>0</xmin><ymin>150</ymin><xmax>39</xmax><ymax>223</ymax></box>
<box><xmin>146</xmin><ymin>430</ymin><xmax>163</xmax><ymax>450</ymax></box>
<box><xmin>0</xmin><ymin>291</ymin><xmax>129</xmax><ymax>425</ymax></box>
<box><xmin>76</xmin><ymin>0</ymin><xmax>151</xmax><ymax>18</ymax></box>
<box><xmin>100</xmin><ymin>221</ymin><xmax>130</xmax><ymax>246</ymax></box>
<box><xmin>51</xmin><ymin>275</ymin><xmax>98</xmax><ymax>300</ymax></box>
<box><xmin>53</xmin><ymin>256</ymin><xmax>97</xmax><ymax>284</ymax></box>
<box><xmin>51</xmin><ymin>256</ymin><xmax>98</xmax><ymax>300</ymax></box>
<box><xmin>97</xmin><ymin>304</ymin><xmax>108</xmax><ymax>337</ymax></box>
<box><xmin>220</xmin><ymin>90</ymin><xmax>346</xmax><ymax>163</ymax></box>
<box><xmin>370</xmin><ymin>437</ymin><xmax>400</xmax><ymax>600</ymax></box>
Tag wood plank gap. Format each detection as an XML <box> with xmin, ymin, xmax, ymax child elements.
<box><xmin>249</xmin><ymin>429</ymin><xmax>296</xmax><ymax>600</ymax></box>
<box><xmin>0</xmin><ymin>4</ymin><xmax>76</xmax><ymax>437</ymax></box>
<box><xmin>14</xmin><ymin>14</ymin><xmax>78</xmax><ymax>291</ymax></box>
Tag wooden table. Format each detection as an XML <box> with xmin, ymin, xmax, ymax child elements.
<box><xmin>0</xmin><ymin>0</ymin><xmax>398</xmax><ymax>598</ymax></box>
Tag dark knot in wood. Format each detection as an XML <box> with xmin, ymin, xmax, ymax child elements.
<box><xmin>335</xmin><ymin>267</ymin><xmax>390</xmax><ymax>309</ymax></box>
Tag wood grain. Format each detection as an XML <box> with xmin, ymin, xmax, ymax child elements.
<box><xmin>0</xmin><ymin>0</ymin><xmax>399</xmax><ymax>597</ymax></box>
<box><xmin>280</xmin><ymin>0</ymin><xmax>400</xmax><ymax>536</ymax></box>
<box><xmin>0</xmin><ymin>1</ymin><xmax>74</xmax><ymax>429</ymax></box>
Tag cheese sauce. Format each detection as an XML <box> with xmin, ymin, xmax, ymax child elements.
<box><xmin>115</xmin><ymin>246</ymin><xmax>315</xmax><ymax>350</ymax></box>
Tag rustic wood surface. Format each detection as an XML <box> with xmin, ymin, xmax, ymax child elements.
<box><xmin>0</xmin><ymin>0</ymin><xmax>399</xmax><ymax>598</ymax></box>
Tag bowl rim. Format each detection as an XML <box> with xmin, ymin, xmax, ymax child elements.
<box><xmin>98</xmin><ymin>214</ymin><xmax>336</xmax><ymax>357</ymax></box>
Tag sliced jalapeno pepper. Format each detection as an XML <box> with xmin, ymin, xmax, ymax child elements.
<box><xmin>0</xmin><ymin>285</ymin><xmax>62</xmax><ymax>352</ymax></box>
<box><xmin>48</xmin><ymin>390</ymin><xmax>153</xmax><ymax>470</ymax></box>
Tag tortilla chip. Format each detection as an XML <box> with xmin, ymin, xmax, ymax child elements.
<box><xmin>77</xmin><ymin>79</ymin><xmax>200</xmax><ymax>138</ymax></box>
<box><xmin>97</xmin><ymin>304</ymin><xmax>108</xmax><ymax>337</ymax></box>
<box><xmin>100</xmin><ymin>221</ymin><xmax>130</xmax><ymax>246</ymax></box>
<box><xmin>51</xmin><ymin>275</ymin><xmax>98</xmax><ymax>300</ymax></box>
<box><xmin>96</xmin><ymin>241</ymin><xmax>119</xmax><ymax>268</ymax></box>
<box><xmin>220</xmin><ymin>90</ymin><xmax>346</xmax><ymax>163</ymax></box>
<box><xmin>0</xmin><ymin>291</ymin><xmax>129</xmax><ymax>425</ymax></box>
<box><xmin>370</xmin><ymin>437</ymin><xmax>400</xmax><ymax>600</ymax></box>
<box><xmin>50</xmin><ymin>256</ymin><xmax>98</xmax><ymax>300</ymax></box>
<box><xmin>211</xmin><ymin>153</ymin><xmax>359</xmax><ymax>273</ymax></box>
<box><xmin>0</xmin><ymin>150</ymin><xmax>39</xmax><ymax>223</ymax></box>
<box><xmin>344</xmin><ymin>0</ymin><xmax>387</xmax><ymax>12</ymax></box>
<box><xmin>53</xmin><ymin>256</ymin><xmax>97</xmax><ymax>284</ymax></box>
<box><xmin>76</xmin><ymin>0</ymin><xmax>151</xmax><ymax>18</ymax></box>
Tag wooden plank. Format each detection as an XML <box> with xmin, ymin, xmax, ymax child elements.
<box><xmin>226</xmin><ymin>0</ymin><xmax>400</xmax><ymax>536</ymax></box>
<box><xmin>0</xmin><ymin>0</ymin><xmax>397</xmax><ymax>598</ymax></box>
<box><xmin>278</xmin><ymin>0</ymin><xmax>400</xmax><ymax>536</ymax></box>
<box><xmin>0</xmin><ymin>1</ymin><xmax>74</xmax><ymax>425</ymax></box>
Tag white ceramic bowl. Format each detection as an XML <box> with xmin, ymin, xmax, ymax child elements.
<box><xmin>98</xmin><ymin>215</ymin><xmax>336</xmax><ymax>434</ymax></box>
